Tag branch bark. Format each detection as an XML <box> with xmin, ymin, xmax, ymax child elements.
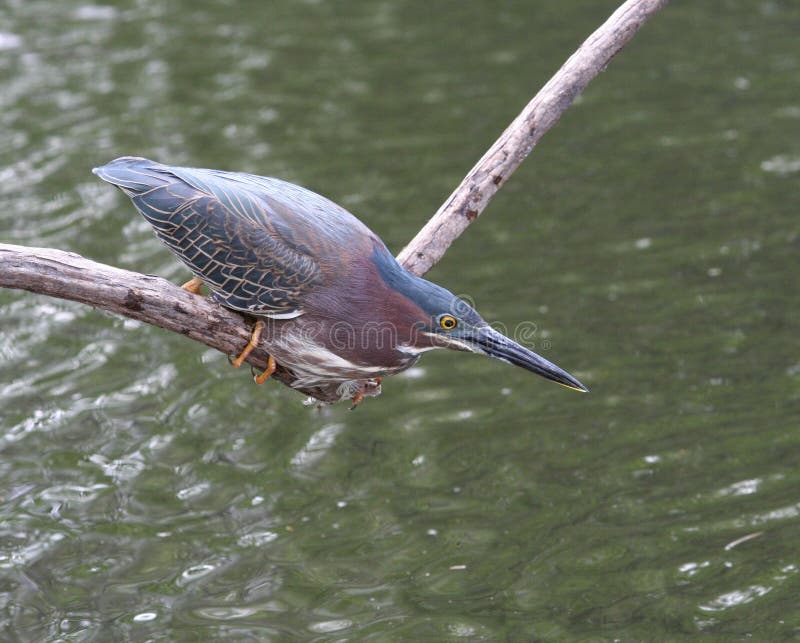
<box><xmin>0</xmin><ymin>0</ymin><xmax>668</xmax><ymax>403</ymax></box>
<box><xmin>0</xmin><ymin>243</ymin><xmax>357</xmax><ymax>402</ymax></box>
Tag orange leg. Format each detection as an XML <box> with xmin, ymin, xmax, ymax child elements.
<box><xmin>254</xmin><ymin>354</ymin><xmax>276</xmax><ymax>385</ymax></box>
<box><xmin>231</xmin><ymin>320</ymin><xmax>265</xmax><ymax>368</ymax></box>
<box><xmin>349</xmin><ymin>377</ymin><xmax>381</xmax><ymax>410</ymax></box>
<box><xmin>349</xmin><ymin>390</ymin><xmax>365</xmax><ymax>410</ymax></box>
<box><xmin>181</xmin><ymin>277</ymin><xmax>204</xmax><ymax>294</ymax></box>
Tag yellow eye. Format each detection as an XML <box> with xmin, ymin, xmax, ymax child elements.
<box><xmin>439</xmin><ymin>315</ymin><xmax>457</xmax><ymax>330</ymax></box>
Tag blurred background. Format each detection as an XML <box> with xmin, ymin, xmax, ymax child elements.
<box><xmin>1</xmin><ymin>0</ymin><xmax>798</xmax><ymax>639</ymax></box>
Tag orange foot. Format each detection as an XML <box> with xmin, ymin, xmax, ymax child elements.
<box><xmin>230</xmin><ymin>320</ymin><xmax>276</xmax><ymax>384</ymax></box>
<box><xmin>349</xmin><ymin>390</ymin><xmax>365</xmax><ymax>410</ymax></box>
<box><xmin>349</xmin><ymin>377</ymin><xmax>383</xmax><ymax>410</ymax></box>
<box><xmin>254</xmin><ymin>355</ymin><xmax>276</xmax><ymax>385</ymax></box>
<box><xmin>181</xmin><ymin>276</ymin><xmax>204</xmax><ymax>294</ymax></box>
<box><xmin>230</xmin><ymin>320</ymin><xmax>264</xmax><ymax>368</ymax></box>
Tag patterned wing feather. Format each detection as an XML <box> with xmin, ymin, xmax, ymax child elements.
<box><xmin>93</xmin><ymin>157</ymin><xmax>325</xmax><ymax>317</ymax></box>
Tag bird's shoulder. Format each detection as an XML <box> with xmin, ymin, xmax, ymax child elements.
<box><xmin>177</xmin><ymin>166</ymin><xmax>380</xmax><ymax>271</ymax></box>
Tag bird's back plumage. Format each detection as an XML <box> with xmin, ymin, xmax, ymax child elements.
<box><xmin>93</xmin><ymin>157</ymin><xmax>380</xmax><ymax>318</ymax></box>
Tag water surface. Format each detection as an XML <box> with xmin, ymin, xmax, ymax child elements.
<box><xmin>1</xmin><ymin>0</ymin><xmax>799</xmax><ymax>639</ymax></box>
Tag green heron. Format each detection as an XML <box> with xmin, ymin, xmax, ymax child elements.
<box><xmin>94</xmin><ymin>157</ymin><xmax>587</xmax><ymax>405</ymax></box>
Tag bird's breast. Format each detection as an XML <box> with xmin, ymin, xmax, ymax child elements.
<box><xmin>259</xmin><ymin>316</ymin><xmax>421</xmax><ymax>387</ymax></box>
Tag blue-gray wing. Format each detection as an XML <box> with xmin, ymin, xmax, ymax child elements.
<box><xmin>92</xmin><ymin>157</ymin><xmax>366</xmax><ymax>318</ymax></box>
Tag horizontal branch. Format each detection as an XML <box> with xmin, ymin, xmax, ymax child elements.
<box><xmin>0</xmin><ymin>243</ymin><xmax>345</xmax><ymax>402</ymax></box>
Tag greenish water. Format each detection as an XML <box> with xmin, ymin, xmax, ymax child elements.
<box><xmin>2</xmin><ymin>0</ymin><xmax>799</xmax><ymax>639</ymax></box>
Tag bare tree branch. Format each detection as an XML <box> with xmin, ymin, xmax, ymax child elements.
<box><xmin>0</xmin><ymin>243</ymin><xmax>352</xmax><ymax>402</ymax></box>
<box><xmin>398</xmin><ymin>0</ymin><xmax>669</xmax><ymax>275</ymax></box>
<box><xmin>0</xmin><ymin>0</ymin><xmax>668</xmax><ymax>403</ymax></box>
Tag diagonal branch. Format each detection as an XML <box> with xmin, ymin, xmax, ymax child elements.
<box><xmin>0</xmin><ymin>0</ymin><xmax>668</xmax><ymax>403</ymax></box>
<box><xmin>398</xmin><ymin>0</ymin><xmax>669</xmax><ymax>275</ymax></box>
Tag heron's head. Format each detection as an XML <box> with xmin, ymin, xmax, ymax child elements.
<box><xmin>381</xmin><ymin>260</ymin><xmax>587</xmax><ymax>392</ymax></box>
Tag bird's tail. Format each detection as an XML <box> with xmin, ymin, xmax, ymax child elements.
<box><xmin>92</xmin><ymin>156</ymin><xmax>172</xmax><ymax>196</ymax></box>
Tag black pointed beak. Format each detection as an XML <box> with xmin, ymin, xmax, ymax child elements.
<box><xmin>464</xmin><ymin>326</ymin><xmax>588</xmax><ymax>392</ymax></box>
